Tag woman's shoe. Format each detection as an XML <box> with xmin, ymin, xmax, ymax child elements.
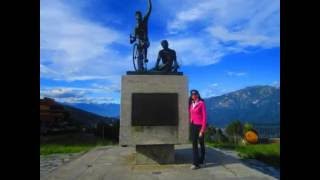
<box><xmin>190</xmin><ymin>164</ymin><xmax>200</xmax><ymax>170</ymax></box>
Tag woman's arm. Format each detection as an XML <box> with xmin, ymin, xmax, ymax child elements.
<box><xmin>200</xmin><ymin>101</ymin><xmax>207</xmax><ymax>133</ymax></box>
<box><xmin>188</xmin><ymin>104</ymin><xmax>191</xmax><ymax>122</ymax></box>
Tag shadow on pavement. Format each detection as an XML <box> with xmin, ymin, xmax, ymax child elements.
<box><xmin>174</xmin><ymin>146</ymin><xmax>279</xmax><ymax>179</ymax></box>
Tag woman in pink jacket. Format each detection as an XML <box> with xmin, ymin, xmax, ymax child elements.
<box><xmin>189</xmin><ymin>89</ymin><xmax>207</xmax><ymax>169</ymax></box>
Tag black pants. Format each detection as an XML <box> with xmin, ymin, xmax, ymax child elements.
<box><xmin>191</xmin><ymin>123</ymin><xmax>205</xmax><ymax>166</ymax></box>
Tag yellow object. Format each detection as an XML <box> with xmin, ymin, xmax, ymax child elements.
<box><xmin>245</xmin><ymin>131</ymin><xmax>258</xmax><ymax>144</ymax></box>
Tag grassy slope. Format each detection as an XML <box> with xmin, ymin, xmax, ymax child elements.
<box><xmin>40</xmin><ymin>133</ymin><xmax>116</xmax><ymax>155</ymax></box>
<box><xmin>207</xmin><ymin>142</ymin><xmax>280</xmax><ymax>168</ymax></box>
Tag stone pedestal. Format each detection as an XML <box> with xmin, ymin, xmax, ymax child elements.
<box><xmin>119</xmin><ymin>74</ymin><xmax>189</xmax><ymax>164</ymax></box>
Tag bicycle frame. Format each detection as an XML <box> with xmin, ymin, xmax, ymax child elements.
<box><xmin>132</xmin><ymin>42</ymin><xmax>148</xmax><ymax>72</ymax></box>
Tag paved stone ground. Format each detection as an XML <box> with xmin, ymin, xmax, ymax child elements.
<box><xmin>41</xmin><ymin>144</ymin><xmax>279</xmax><ymax>180</ymax></box>
<box><xmin>40</xmin><ymin>152</ymin><xmax>85</xmax><ymax>179</ymax></box>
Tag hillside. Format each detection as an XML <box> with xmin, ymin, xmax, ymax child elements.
<box><xmin>59</xmin><ymin>103</ymin><xmax>118</xmax><ymax>128</ymax></box>
<box><xmin>204</xmin><ymin>85</ymin><xmax>280</xmax><ymax>127</ymax></box>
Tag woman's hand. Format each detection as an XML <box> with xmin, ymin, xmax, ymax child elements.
<box><xmin>199</xmin><ymin>132</ymin><xmax>203</xmax><ymax>138</ymax></box>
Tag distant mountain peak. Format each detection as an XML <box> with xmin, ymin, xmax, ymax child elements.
<box><xmin>204</xmin><ymin>85</ymin><xmax>279</xmax><ymax>127</ymax></box>
<box><xmin>60</xmin><ymin>102</ymin><xmax>120</xmax><ymax>118</ymax></box>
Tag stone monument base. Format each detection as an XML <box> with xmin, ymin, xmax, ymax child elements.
<box><xmin>120</xmin><ymin>74</ymin><xmax>189</xmax><ymax>165</ymax></box>
<box><xmin>135</xmin><ymin>144</ymin><xmax>174</xmax><ymax>164</ymax></box>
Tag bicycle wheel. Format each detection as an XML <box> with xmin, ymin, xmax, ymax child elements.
<box><xmin>132</xmin><ymin>44</ymin><xmax>138</xmax><ymax>71</ymax></box>
<box><xmin>142</xmin><ymin>48</ymin><xmax>148</xmax><ymax>71</ymax></box>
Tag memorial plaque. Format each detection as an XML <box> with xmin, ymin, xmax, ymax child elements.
<box><xmin>132</xmin><ymin>93</ymin><xmax>178</xmax><ymax>126</ymax></box>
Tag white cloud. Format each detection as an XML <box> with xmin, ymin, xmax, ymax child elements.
<box><xmin>40</xmin><ymin>0</ymin><xmax>131</xmax><ymax>82</ymax></box>
<box><xmin>91</xmin><ymin>83</ymin><xmax>121</xmax><ymax>93</ymax></box>
<box><xmin>206</xmin><ymin>26</ymin><xmax>274</xmax><ymax>48</ymax></box>
<box><xmin>57</xmin><ymin>96</ymin><xmax>116</xmax><ymax>104</ymax></box>
<box><xmin>164</xmin><ymin>0</ymin><xmax>279</xmax><ymax>66</ymax></box>
<box><xmin>167</xmin><ymin>0</ymin><xmax>216</xmax><ymax>34</ymax></box>
<box><xmin>40</xmin><ymin>86</ymin><xmax>118</xmax><ymax>104</ymax></box>
<box><xmin>147</xmin><ymin>37</ymin><xmax>225</xmax><ymax>66</ymax></box>
<box><xmin>227</xmin><ymin>71</ymin><xmax>247</xmax><ymax>77</ymax></box>
<box><xmin>202</xmin><ymin>83</ymin><xmax>228</xmax><ymax>98</ymax></box>
<box><xmin>271</xmin><ymin>81</ymin><xmax>280</xmax><ymax>88</ymax></box>
<box><xmin>40</xmin><ymin>87</ymin><xmax>87</xmax><ymax>99</ymax></box>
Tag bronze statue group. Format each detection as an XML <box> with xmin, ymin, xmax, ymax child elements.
<box><xmin>130</xmin><ymin>0</ymin><xmax>179</xmax><ymax>73</ymax></box>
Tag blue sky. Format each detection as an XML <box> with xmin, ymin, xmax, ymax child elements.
<box><xmin>40</xmin><ymin>0</ymin><xmax>280</xmax><ymax>104</ymax></box>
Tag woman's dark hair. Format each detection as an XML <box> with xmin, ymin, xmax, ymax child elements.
<box><xmin>188</xmin><ymin>89</ymin><xmax>204</xmax><ymax>106</ymax></box>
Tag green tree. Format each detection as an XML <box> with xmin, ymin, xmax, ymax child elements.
<box><xmin>216</xmin><ymin>128</ymin><xmax>228</xmax><ymax>143</ymax></box>
<box><xmin>205</xmin><ymin>125</ymin><xmax>216</xmax><ymax>142</ymax></box>
<box><xmin>225</xmin><ymin>120</ymin><xmax>243</xmax><ymax>144</ymax></box>
<box><xmin>243</xmin><ymin>122</ymin><xmax>254</xmax><ymax>134</ymax></box>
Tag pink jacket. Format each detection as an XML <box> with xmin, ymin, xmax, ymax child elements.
<box><xmin>189</xmin><ymin>100</ymin><xmax>207</xmax><ymax>133</ymax></box>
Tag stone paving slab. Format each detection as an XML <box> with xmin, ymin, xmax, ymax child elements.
<box><xmin>41</xmin><ymin>144</ymin><xmax>279</xmax><ymax>180</ymax></box>
<box><xmin>40</xmin><ymin>152</ymin><xmax>85</xmax><ymax>179</ymax></box>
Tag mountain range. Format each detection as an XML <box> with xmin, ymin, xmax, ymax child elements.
<box><xmin>59</xmin><ymin>103</ymin><xmax>118</xmax><ymax>128</ymax></box>
<box><xmin>62</xmin><ymin>102</ymin><xmax>120</xmax><ymax>118</ymax></box>
<box><xmin>60</xmin><ymin>85</ymin><xmax>280</xmax><ymax>127</ymax></box>
<box><xmin>204</xmin><ymin>85</ymin><xmax>280</xmax><ymax>127</ymax></box>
